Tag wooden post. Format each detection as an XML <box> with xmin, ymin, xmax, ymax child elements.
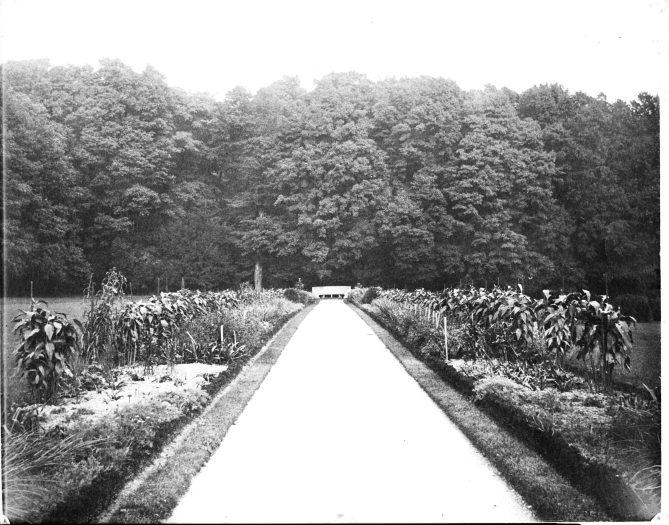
<box><xmin>181</xmin><ymin>277</ymin><xmax>185</xmax><ymax>290</ymax></box>
<box><xmin>157</xmin><ymin>277</ymin><xmax>160</xmax><ymax>295</ymax></box>
<box><xmin>220</xmin><ymin>325</ymin><xmax>224</xmax><ymax>343</ymax></box>
<box><xmin>444</xmin><ymin>316</ymin><xmax>449</xmax><ymax>362</ymax></box>
<box><xmin>90</xmin><ymin>282</ymin><xmax>95</xmax><ymax>317</ymax></box>
<box><xmin>254</xmin><ymin>260</ymin><xmax>263</xmax><ymax>292</ymax></box>
<box><xmin>30</xmin><ymin>281</ymin><xmax>34</xmax><ymax>303</ymax></box>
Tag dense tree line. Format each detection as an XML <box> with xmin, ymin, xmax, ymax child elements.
<box><xmin>2</xmin><ymin>60</ymin><xmax>660</xmax><ymax>316</ymax></box>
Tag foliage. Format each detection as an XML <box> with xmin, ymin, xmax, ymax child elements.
<box><xmin>360</xmin><ymin>287</ymin><xmax>381</xmax><ymax>304</ymax></box>
<box><xmin>12</xmin><ymin>299</ymin><xmax>80</xmax><ymax>402</ymax></box>
<box><xmin>115</xmin><ymin>289</ymin><xmax>239</xmax><ymax>367</ymax></box>
<box><xmin>174</xmin><ymin>291</ymin><xmax>300</xmax><ymax>364</ymax></box>
<box><xmin>568</xmin><ymin>290</ymin><xmax>636</xmax><ymax>389</ymax></box>
<box><xmin>346</xmin><ymin>287</ymin><xmax>367</xmax><ymax>304</ymax></box>
<box><xmin>82</xmin><ymin>268</ymin><xmax>127</xmax><ymax>363</ymax></box>
<box><xmin>3</xmin><ymin>387</ymin><xmax>209</xmax><ymax>523</ymax></box>
<box><xmin>283</xmin><ymin>288</ymin><xmax>318</xmax><ymax>305</ymax></box>
<box><xmin>2</xmin><ymin>427</ymin><xmax>114</xmax><ymax>522</ymax></box>
<box><xmin>377</xmin><ymin>285</ymin><xmax>637</xmax><ymax>391</ymax></box>
<box><xmin>3</xmin><ymin>61</ymin><xmax>658</xmax><ymax>301</ymax></box>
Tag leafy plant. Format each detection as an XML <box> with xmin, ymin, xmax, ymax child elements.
<box><xmin>12</xmin><ymin>300</ymin><xmax>80</xmax><ymax>402</ymax></box>
<box><xmin>378</xmin><ymin>285</ymin><xmax>638</xmax><ymax>391</ymax></box>
<box><xmin>570</xmin><ymin>290</ymin><xmax>636</xmax><ymax>390</ymax></box>
<box><xmin>82</xmin><ymin>268</ymin><xmax>127</xmax><ymax>363</ymax></box>
<box><xmin>2</xmin><ymin>428</ymin><xmax>112</xmax><ymax>522</ymax></box>
<box><xmin>283</xmin><ymin>288</ymin><xmax>317</xmax><ymax>305</ymax></box>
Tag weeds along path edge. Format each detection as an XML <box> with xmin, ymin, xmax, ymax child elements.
<box><xmin>97</xmin><ymin>303</ymin><xmax>318</xmax><ymax>524</ymax></box>
<box><xmin>347</xmin><ymin>302</ymin><xmax>611</xmax><ymax>522</ymax></box>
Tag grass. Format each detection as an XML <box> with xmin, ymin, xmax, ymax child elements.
<box><xmin>98</xmin><ymin>303</ymin><xmax>317</xmax><ymax>523</ymax></box>
<box><xmin>2</xmin><ymin>292</ymin><xmax>310</xmax><ymax>523</ymax></box>
<box><xmin>352</xmin><ymin>299</ymin><xmax>660</xmax><ymax>521</ymax></box>
<box><xmin>3</xmin><ymin>428</ymin><xmax>116</xmax><ymax>522</ymax></box>
<box><xmin>351</xmin><ymin>304</ymin><xmax>611</xmax><ymax>522</ymax></box>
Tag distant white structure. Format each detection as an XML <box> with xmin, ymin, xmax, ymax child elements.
<box><xmin>312</xmin><ymin>286</ymin><xmax>351</xmax><ymax>299</ymax></box>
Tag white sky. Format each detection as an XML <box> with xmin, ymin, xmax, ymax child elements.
<box><xmin>0</xmin><ymin>0</ymin><xmax>666</xmax><ymax>102</ymax></box>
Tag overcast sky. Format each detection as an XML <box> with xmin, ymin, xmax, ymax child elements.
<box><xmin>1</xmin><ymin>0</ymin><xmax>666</xmax><ymax>102</ymax></box>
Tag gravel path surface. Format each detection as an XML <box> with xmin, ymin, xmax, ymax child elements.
<box><xmin>167</xmin><ymin>300</ymin><xmax>535</xmax><ymax>523</ymax></box>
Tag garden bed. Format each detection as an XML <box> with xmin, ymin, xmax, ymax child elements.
<box><xmin>352</xmin><ymin>299</ymin><xmax>660</xmax><ymax>521</ymax></box>
<box><xmin>3</xmin><ymin>287</ymin><xmax>312</xmax><ymax>523</ymax></box>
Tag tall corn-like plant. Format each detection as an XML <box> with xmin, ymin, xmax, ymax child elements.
<box><xmin>82</xmin><ymin>268</ymin><xmax>127</xmax><ymax>363</ymax></box>
<box><xmin>537</xmin><ymin>291</ymin><xmax>573</xmax><ymax>366</ymax></box>
<box><xmin>12</xmin><ymin>300</ymin><xmax>80</xmax><ymax>402</ymax></box>
<box><xmin>572</xmin><ymin>290</ymin><xmax>636</xmax><ymax>390</ymax></box>
<box><xmin>116</xmin><ymin>289</ymin><xmax>240</xmax><ymax>367</ymax></box>
<box><xmin>382</xmin><ymin>285</ymin><xmax>638</xmax><ymax>391</ymax></box>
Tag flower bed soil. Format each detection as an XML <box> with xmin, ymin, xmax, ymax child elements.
<box><xmin>17</xmin><ymin>308</ymin><xmax>305</xmax><ymax>524</ymax></box>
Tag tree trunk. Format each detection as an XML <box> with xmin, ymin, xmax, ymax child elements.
<box><xmin>254</xmin><ymin>260</ymin><xmax>263</xmax><ymax>292</ymax></box>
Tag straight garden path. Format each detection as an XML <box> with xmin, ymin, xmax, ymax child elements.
<box><xmin>167</xmin><ymin>300</ymin><xmax>535</xmax><ymax>523</ymax></box>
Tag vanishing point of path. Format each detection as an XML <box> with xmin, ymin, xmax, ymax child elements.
<box><xmin>168</xmin><ymin>300</ymin><xmax>535</xmax><ymax>523</ymax></box>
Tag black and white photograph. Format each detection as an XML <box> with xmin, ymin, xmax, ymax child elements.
<box><xmin>0</xmin><ymin>0</ymin><xmax>665</xmax><ymax>522</ymax></box>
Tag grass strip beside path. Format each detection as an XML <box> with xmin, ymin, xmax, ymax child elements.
<box><xmin>349</xmin><ymin>303</ymin><xmax>612</xmax><ymax>522</ymax></box>
<box><xmin>97</xmin><ymin>303</ymin><xmax>317</xmax><ymax>524</ymax></box>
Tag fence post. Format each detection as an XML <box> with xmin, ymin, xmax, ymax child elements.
<box><xmin>444</xmin><ymin>316</ymin><xmax>449</xmax><ymax>362</ymax></box>
<box><xmin>30</xmin><ymin>280</ymin><xmax>34</xmax><ymax>303</ymax></box>
<box><xmin>157</xmin><ymin>277</ymin><xmax>160</xmax><ymax>295</ymax></box>
<box><xmin>181</xmin><ymin>277</ymin><xmax>185</xmax><ymax>290</ymax></box>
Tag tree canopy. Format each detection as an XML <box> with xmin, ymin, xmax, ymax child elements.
<box><xmin>2</xmin><ymin>60</ymin><xmax>660</xmax><ymax>309</ymax></box>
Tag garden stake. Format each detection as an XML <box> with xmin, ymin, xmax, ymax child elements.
<box><xmin>444</xmin><ymin>316</ymin><xmax>449</xmax><ymax>362</ymax></box>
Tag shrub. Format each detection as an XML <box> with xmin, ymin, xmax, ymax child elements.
<box><xmin>283</xmin><ymin>288</ymin><xmax>318</xmax><ymax>305</ymax></box>
<box><xmin>346</xmin><ymin>287</ymin><xmax>366</xmax><ymax>304</ymax></box>
<box><xmin>361</xmin><ymin>287</ymin><xmax>381</xmax><ymax>304</ymax></box>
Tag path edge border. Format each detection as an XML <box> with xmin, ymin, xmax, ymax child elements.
<box><xmin>347</xmin><ymin>301</ymin><xmax>618</xmax><ymax>522</ymax></box>
<box><xmin>98</xmin><ymin>302</ymin><xmax>317</xmax><ymax>524</ymax></box>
